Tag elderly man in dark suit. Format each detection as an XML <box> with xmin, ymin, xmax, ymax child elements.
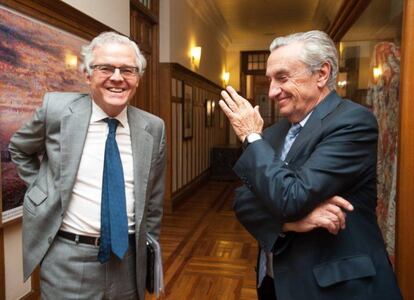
<box><xmin>219</xmin><ymin>30</ymin><xmax>402</xmax><ymax>300</ymax></box>
<box><xmin>9</xmin><ymin>31</ymin><xmax>165</xmax><ymax>299</ymax></box>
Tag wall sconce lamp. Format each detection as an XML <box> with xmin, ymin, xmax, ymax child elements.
<box><xmin>222</xmin><ymin>71</ymin><xmax>230</xmax><ymax>86</ymax></box>
<box><xmin>373</xmin><ymin>66</ymin><xmax>383</xmax><ymax>79</ymax></box>
<box><xmin>337</xmin><ymin>80</ymin><xmax>347</xmax><ymax>88</ymax></box>
<box><xmin>191</xmin><ymin>46</ymin><xmax>202</xmax><ymax>69</ymax></box>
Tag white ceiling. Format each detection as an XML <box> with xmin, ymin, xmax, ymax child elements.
<box><xmin>211</xmin><ymin>0</ymin><xmax>344</xmax><ymax>50</ymax></box>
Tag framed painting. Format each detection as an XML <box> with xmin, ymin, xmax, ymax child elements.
<box><xmin>183</xmin><ymin>83</ymin><xmax>193</xmax><ymax>139</ymax></box>
<box><xmin>0</xmin><ymin>4</ymin><xmax>90</xmax><ymax>223</ymax></box>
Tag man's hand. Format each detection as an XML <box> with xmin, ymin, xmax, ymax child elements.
<box><xmin>219</xmin><ymin>86</ymin><xmax>264</xmax><ymax>142</ymax></box>
<box><xmin>283</xmin><ymin>196</ymin><xmax>354</xmax><ymax>235</ymax></box>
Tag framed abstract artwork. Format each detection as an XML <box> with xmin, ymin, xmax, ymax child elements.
<box><xmin>0</xmin><ymin>5</ymin><xmax>90</xmax><ymax>223</ymax></box>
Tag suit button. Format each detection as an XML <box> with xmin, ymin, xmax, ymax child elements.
<box><xmin>48</xmin><ymin>237</ymin><xmax>53</xmax><ymax>244</ymax></box>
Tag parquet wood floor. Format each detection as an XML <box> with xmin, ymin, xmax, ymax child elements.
<box><xmin>146</xmin><ymin>180</ymin><xmax>258</xmax><ymax>300</ymax></box>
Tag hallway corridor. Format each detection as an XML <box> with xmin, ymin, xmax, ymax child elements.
<box><xmin>147</xmin><ymin>181</ymin><xmax>258</xmax><ymax>300</ymax></box>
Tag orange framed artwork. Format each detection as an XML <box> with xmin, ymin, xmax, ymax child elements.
<box><xmin>0</xmin><ymin>4</ymin><xmax>89</xmax><ymax>224</ymax></box>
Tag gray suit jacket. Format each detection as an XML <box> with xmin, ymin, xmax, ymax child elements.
<box><xmin>9</xmin><ymin>92</ymin><xmax>166</xmax><ymax>300</ymax></box>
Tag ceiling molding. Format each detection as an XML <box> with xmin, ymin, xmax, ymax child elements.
<box><xmin>186</xmin><ymin>0</ymin><xmax>231</xmax><ymax>48</ymax></box>
<box><xmin>326</xmin><ymin>0</ymin><xmax>371</xmax><ymax>42</ymax></box>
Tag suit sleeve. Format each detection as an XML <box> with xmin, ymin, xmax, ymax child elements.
<box><xmin>8</xmin><ymin>94</ymin><xmax>49</xmax><ymax>186</ymax></box>
<box><xmin>146</xmin><ymin>121</ymin><xmax>167</xmax><ymax>240</ymax></box>
<box><xmin>233</xmin><ymin>107</ymin><xmax>378</xmax><ymax>249</ymax></box>
<box><xmin>233</xmin><ymin>185</ymin><xmax>283</xmax><ymax>251</ymax></box>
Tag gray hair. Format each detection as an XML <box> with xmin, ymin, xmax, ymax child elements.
<box><xmin>269</xmin><ymin>30</ymin><xmax>338</xmax><ymax>90</ymax></box>
<box><xmin>80</xmin><ymin>31</ymin><xmax>147</xmax><ymax>76</ymax></box>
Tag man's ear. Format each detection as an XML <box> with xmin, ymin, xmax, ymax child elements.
<box><xmin>84</xmin><ymin>70</ymin><xmax>91</xmax><ymax>84</ymax></box>
<box><xmin>317</xmin><ymin>62</ymin><xmax>331</xmax><ymax>88</ymax></box>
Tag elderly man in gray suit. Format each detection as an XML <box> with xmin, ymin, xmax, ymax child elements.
<box><xmin>9</xmin><ymin>31</ymin><xmax>166</xmax><ymax>299</ymax></box>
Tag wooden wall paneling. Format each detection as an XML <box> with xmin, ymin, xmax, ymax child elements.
<box><xmin>189</xmin><ymin>137</ymin><xmax>192</xmax><ymax>182</ymax></box>
<box><xmin>159</xmin><ymin>63</ymin><xmax>172</xmax><ymax>210</ymax></box>
<box><xmin>183</xmin><ymin>139</ymin><xmax>187</xmax><ymax>186</ymax></box>
<box><xmin>165</xmin><ymin>63</ymin><xmax>228</xmax><ymax>208</ymax></box>
<box><xmin>192</xmin><ymin>94</ymin><xmax>196</xmax><ymax>182</ymax></box>
<box><xmin>130</xmin><ymin>0</ymin><xmax>158</xmax><ymax>21</ymax></box>
<box><xmin>188</xmin><ymin>139</ymin><xmax>191</xmax><ymax>183</ymax></box>
<box><xmin>199</xmin><ymin>94</ymin><xmax>203</xmax><ymax>174</ymax></box>
<box><xmin>130</xmin><ymin>0</ymin><xmax>159</xmax><ymax>115</ymax></box>
<box><xmin>172</xmin><ymin>102</ymin><xmax>177</xmax><ymax>193</ymax></box>
<box><xmin>396</xmin><ymin>1</ymin><xmax>414</xmax><ymax>299</ymax></box>
<box><xmin>204</xmin><ymin>91</ymin><xmax>208</xmax><ymax>171</ymax></box>
<box><xmin>199</xmin><ymin>107</ymin><xmax>202</xmax><ymax>176</ymax></box>
<box><xmin>177</xmin><ymin>103</ymin><xmax>183</xmax><ymax>190</ymax></box>
<box><xmin>130</xmin><ymin>3</ymin><xmax>159</xmax><ymax>115</ymax></box>
<box><xmin>210</xmin><ymin>127</ymin><xmax>213</xmax><ymax>164</ymax></box>
<box><xmin>197</xmin><ymin>106</ymin><xmax>201</xmax><ymax>176</ymax></box>
<box><xmin>192</xmin><ymin>95</ymin><xmax>197</xmax><ymax>181</ymax></box>
<box><xmin>184</xmin><ymin>141</ymin><xmax>188</xmax><ymax>186</ymax></box>
<box><xmin>189</xmin><ymin>97</ymin><xmax>193</xmax><ymax>182</ymax></box>
<box><xmin>206</xmin><ymin>127</ymin><xmax>209</xmax><ymax>168</ymax></box>
<box><xmin>172</xmin><ymin>103</ymin><xmax>177</xmax><ymax>193</ymax></box>
<box><xmin>196</xmin><ymin>105</ymin><xmax>199</xmax><ymax>176</ymax></box>
<box><xmin>194</xmin><ymin>106</ymin><xmax>198</xmax><ymax>178</ymax></box>
<box><xmin>202</xmin><ymin>110</ymin><xmax>206</xmax><ymax>172</ymax></box>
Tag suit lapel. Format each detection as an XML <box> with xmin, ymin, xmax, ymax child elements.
<box><xmin>265</xmin><ymin>119</ymin><xmax>290</xmax><ymax>157</ymax></box>
<box><xmin>60</xmin><ymin>95</ymin><xmax>92</xmax><ymax>213</ymax></box>
<box><xmin>128</xmin><ymin>107</ymin><xmax>154</xmax><ymax>225</ymax></box>
<box><xmin>285</xmin><ymin>91</ymin><xmax>342</xmax><ymax>163</ymax></box>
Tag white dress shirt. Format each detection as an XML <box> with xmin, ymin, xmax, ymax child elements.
<box><xmin>60</xmin><ymin>100</ymin><xmax>135</xmax><ymax>236</ymax></box>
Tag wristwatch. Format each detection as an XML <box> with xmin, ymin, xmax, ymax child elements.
<box><xmin>242</xmin><ymin>132</ymin><xmax>262</xmax><ymax>150</ymax></box>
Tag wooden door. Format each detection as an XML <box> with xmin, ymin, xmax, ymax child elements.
<box><xmin>130</xmin><ymin>0</ymin><xmax>159</xmax><ymax>115</ymax></box>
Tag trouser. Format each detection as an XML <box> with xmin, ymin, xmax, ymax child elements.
<box><xmin>40</xmin><ymin>235</ymin><xmax>137</xmax><ymax>299</ymax></box>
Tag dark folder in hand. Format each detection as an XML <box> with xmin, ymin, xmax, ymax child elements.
<box><xmin>146</xmin><ymin>240</ymin><xmax>155</xmax><ymax>293</ymax></box>
<box><xmin>146</xmin><ymin>234</ymin><xmax>164</xmax><ymax>297</ymax></box>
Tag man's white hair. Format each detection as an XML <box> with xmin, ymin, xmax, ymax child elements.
<box><xmin>269</xmin><ymin>30</ymin><xmax>338</xmax><ymax>90</ymax></box>
<box><xmin>80</xmin><ymin>31</ymin><xmax>147</xmax><ymax>76</ymax></box>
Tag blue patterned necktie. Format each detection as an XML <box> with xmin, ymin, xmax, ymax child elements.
<box><xmin>98</xmin><ymin>118</ymin><xmax>129</xmax><ymax>263</ymax></box>
<box><xmin>280</xmin><ymin>123</ymin><xmax>302</xmax><ymax>161</ymax></box>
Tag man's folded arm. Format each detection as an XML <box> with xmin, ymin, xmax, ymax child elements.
<box><xmin>234</xmin><ymin>108</ymin><xmax>377</xmax><ymax>223</ymax></box>
<box><xmin>234</xmin><ymin>184</ymin><xmax>353</xmax><ymax>252</ymax></box>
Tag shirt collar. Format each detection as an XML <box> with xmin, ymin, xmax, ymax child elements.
<box><xmin>90</xmin><ymin>100</ymin><xmax>128</xmax><ymax>128</ymax></box>
<box><xmin>298</xmin><ymin>111</ymin><xmax>312</xmax><ymax>128</ymax></box>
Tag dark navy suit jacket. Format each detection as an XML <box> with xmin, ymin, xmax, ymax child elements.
<box><xmin>233</xmin><ymin>91</ymin><xmax>402</xmax><ymax>300</ymax></box>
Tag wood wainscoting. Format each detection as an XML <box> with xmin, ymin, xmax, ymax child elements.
<box><xmin>160</xmin><ymin>63</ymin><xmax>230</xmax><ymax>212</ymax></box>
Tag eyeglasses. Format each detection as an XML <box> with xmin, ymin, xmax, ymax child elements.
<box><xmin>90</xmin><ymin>64</ymin><xmax>139</xmax><ymax>78</ymax></box>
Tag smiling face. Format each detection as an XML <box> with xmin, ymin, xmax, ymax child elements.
<box><xmin>266</xmin><ymin>42</ymin><xmax>330</xmax><ymax>123</ymax></box>
<box><xmin>85</xmin><ymin>43</ymin><xmax>139</xmax><ymax>117</ymax></box>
